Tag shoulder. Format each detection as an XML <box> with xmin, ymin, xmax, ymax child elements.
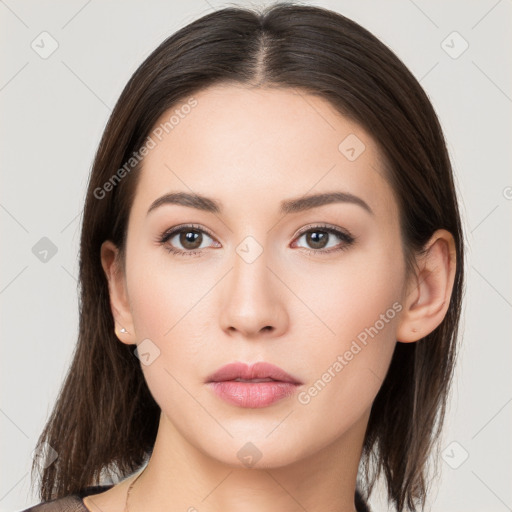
<box><xmin>18</xmin><ymin>495</ymin><xmax>83</xmax><ymax>512</ymax></box>
<box><xmin>19</xmin><ymin>485</ymin><xmax>114</xmax><ymax>512</ymax></box>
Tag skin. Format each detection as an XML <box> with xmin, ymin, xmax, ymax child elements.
<box><xmin>86</xmin><ymin>84</ymin><xmax>457</xmax><ymax>512</ymax></box>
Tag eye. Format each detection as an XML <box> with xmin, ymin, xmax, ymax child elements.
<box><xmin>158</xmin><ymin>224</ymin><xmax>220</xmax><ymax>257</ymax></box>
<box><xmin>157</xmin><ymin>223</ymin><xmax>355</xmax><ymax>258</ymax></box>
<box><xmin>292</xmin><ymin>224</ymin><xmax>355</xmax><ymax>255</ymax></box>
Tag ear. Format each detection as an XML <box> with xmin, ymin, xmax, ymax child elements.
<box><xmin>100</xmin><ymin>240</ymin><xmax>136</xmax><ymax>345</ymax></box>
<box><xmin>396</xmin><ymin>229</ymin><xmax>457</xmax><ymax>343</ymax></box>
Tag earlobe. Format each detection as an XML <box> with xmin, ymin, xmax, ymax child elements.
<box><xmin>100</xmin><ymin>240</ymin><xmax>136</xmax><ymax>345</ymax></box>
<box><xmin>396</xmin><ymin>229</ymin><xmax>457</xmax><ymax>343</ymax></box>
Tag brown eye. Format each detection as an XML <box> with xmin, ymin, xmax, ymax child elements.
<box><xmin>159</xmin><ymin>224</ymin><xmax>219</xmax><ymax>257</ymax></box>
<box><xmin>178</xmin><ymin>230</ymin><xmax>203</xmax><ymax>250</ymax></box>
<box><xmin>304</xmin><ymin>231</ymin><xmax>329</xmax><ymax>249</ymax></box>
<box><xmin>293</xmin><ymin>225</ymin><xmax>355</xmax><ymax>255</ymax></box>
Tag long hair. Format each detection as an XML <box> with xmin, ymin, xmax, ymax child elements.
<box><xmin>32</xmin><ymin>4</ymin><xmax>465</xmax><ymax>511</ymax></box>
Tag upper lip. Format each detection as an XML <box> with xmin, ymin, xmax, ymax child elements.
<box><xmin>206</xmin><ymin>361</ymin><xmax>302</xmax><ymax>385</ymax></box>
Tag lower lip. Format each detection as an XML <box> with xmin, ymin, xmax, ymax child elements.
<box><xmin>208</xmin><ymin>381</ymin><xmax>299</xmax><ymax>408</ymax></box>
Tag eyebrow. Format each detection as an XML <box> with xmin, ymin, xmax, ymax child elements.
<box><xmin>146</xmin><ymin>191</ymin><xmax>374</xmax><ymax>216</ymax></box>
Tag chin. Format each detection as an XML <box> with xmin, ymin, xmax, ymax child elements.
<box><xmin>197</xmin><ymin>430</ymin><xmax>313</xmax><ymax>470</ymax></box>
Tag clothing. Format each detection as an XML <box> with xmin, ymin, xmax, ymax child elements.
<box><xmin>20</xmin><ymin>485</ymin><xmax>371</xmax><ymax>511</ymax></box>
<box><xmin>18</xmin><ymin>485</ymin><xmax>113</xmax><ymax>512</ymax></box>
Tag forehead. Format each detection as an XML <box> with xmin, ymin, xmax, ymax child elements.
<box><xmin>131</xmin><ymin>84</ymin><xmax>396</xmax><ymax>222</ymax></box>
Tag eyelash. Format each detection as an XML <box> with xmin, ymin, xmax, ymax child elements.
<box><xmin>157</xmin><ymin>223</ymin><xmax>355</xmax><ymax>258</ymax></box>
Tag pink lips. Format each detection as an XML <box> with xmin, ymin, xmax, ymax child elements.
<box><xmin>206</xmin><ymin>361</ymin><xmax>302</xmax><ymax>408</ymax></box>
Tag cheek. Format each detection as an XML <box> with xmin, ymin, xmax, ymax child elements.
<box><xmin>292</xmin><ymin>247</ymin><xmax>403</xmax><ymax>413</ymax></box>
<box><xmin>125</xmin><ymin>253</ymin><xmax>213</xmax><ymax>412</ymax></box>
<box><xmin>126</xmin><ymin>248</ymin><xmax>219</xmax><ymax>369</ymax></box>
<box><xmin>291</xmin><ymin>242</ymin><xmax>404</xmax><ymax>342</ymax></box>
<box><xmin>127</xmin><ymin>247</ymin><xmax>203</xmax><ymax>337</ymax></box>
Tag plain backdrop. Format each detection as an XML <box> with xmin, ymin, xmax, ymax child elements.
<box><xmin>1</xmin><ymin>1</ymin><xmax>511</xmax><ymax>511</ymax></box>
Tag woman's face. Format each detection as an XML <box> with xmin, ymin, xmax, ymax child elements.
<box><xmin>109</xmin><ymin>84</ymin><xmax>411</xmax><ymax>467</ymax></box>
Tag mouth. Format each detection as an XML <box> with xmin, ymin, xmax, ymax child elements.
<box><xmin>205</xmin><ymin>361</ymin><xmax>302</xmax><ymax>385</ymax></box>
<box><xmin>205</xmin><ymin>361</ymin><xmax>302</xmax><ymax>408</ymax></box>
<box><xmin>232</xmin><ymin>378</ymin><xmax>276</xmax><ymax>383</ymax></box>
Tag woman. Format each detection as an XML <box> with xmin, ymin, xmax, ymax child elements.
<box><xmin>23</xmin><ymin>2</ymin><xmax>464</xmax><ymax>511</ymax></box>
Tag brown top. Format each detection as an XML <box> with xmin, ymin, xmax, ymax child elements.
<box><xmin>20</xmin><ymin>485</ymin><xmax>371</xmax><ymax>511</ymax></box>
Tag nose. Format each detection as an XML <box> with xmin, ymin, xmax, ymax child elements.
<box><xmin>218</xmin><ymin>246</ymin><xmax>289</xmax><ymax>339</ymax></box>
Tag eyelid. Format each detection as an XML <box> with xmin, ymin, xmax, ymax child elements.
<box><xmin>160</xmin><ymin>223</ymin><xmax>217</xmax><ymax>241</ymax></box>
<box><xmin>293</xmin><ymin>222</ymin><xmax>352</xmax><ymax>239</ymax></box>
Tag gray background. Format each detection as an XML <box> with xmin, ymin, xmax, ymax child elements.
<box><xmin>1</xmin><ymin>1</ymin><xmax>511</xmax><ymax>511</ymax></box>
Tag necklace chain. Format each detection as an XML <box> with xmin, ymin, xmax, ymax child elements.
<box><xmin>124</xmin><ymin>466</ymin><xmax>147</xmax><ymax>512</ymax></box>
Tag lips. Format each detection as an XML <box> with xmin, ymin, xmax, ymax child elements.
<box><xmin>205</xmin><ymin>361</ymin><xmax>302</xmax><ymax>385</ymax></box>
<box><xmin>205</xmin><ymin>361</ymin><xmax>302</xmax><ymax>408</ymax></box>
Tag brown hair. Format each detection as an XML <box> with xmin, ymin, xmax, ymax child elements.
<box><xmin>32</xmin><ymin>3</ymin><xmax>465</xmax><ymax>511</ymax></box>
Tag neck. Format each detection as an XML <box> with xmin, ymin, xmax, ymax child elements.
<box><xmin>126</xmin><ymin>410</ymin><xmax>369</xmax><ymax>512</ymax></box>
